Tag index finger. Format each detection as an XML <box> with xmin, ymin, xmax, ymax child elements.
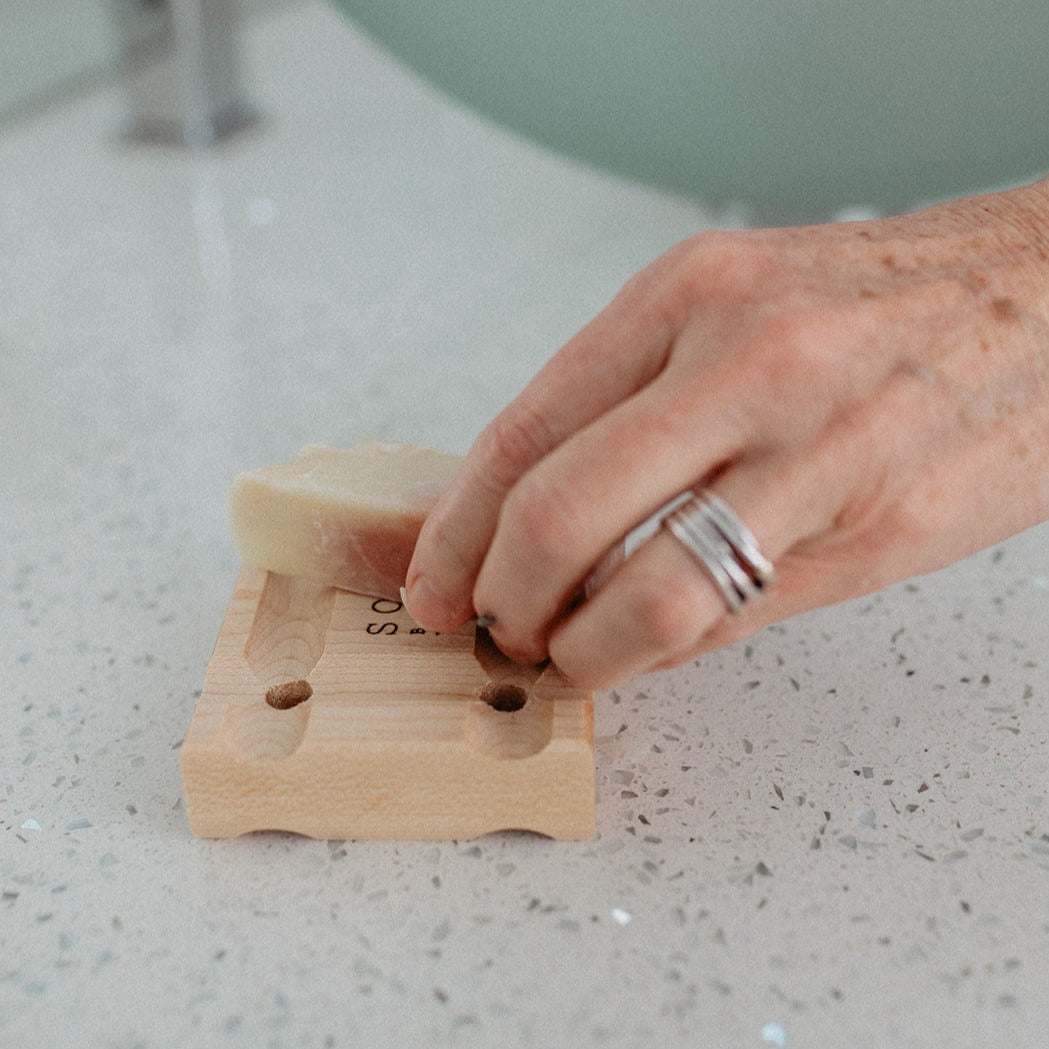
<box><xmin>405</xmin><ymin>277</ymin><xmax>676</xmax><ymax>630</ymax></box>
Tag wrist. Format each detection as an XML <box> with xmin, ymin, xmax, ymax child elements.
<box><xmin>1029</xmin><ymin>171</ymin><xmax>1049</xmax><ymax>205</ymax></box>
<box><xmin>1000</xmin><ymin>174</ymin><xmax>1049</xmax><ymax>254</ymax></box>
<box><xmin>978</xmin><ymin>175</ymin><xmax>1049</xmax><ymax>311</ymax></box>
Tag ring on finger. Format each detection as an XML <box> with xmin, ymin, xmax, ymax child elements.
<box><xmin>662</xmin><ymin>490</ymin><xmax>777</xmax><ymax>614</ymax></box>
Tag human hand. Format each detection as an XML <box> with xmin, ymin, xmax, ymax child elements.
<box><xmin>406</xmin><ymin>178</ymin><xmax>1049</xmax><ymax>688</ymax></box>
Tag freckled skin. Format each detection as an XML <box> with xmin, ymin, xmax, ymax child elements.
<box><xmin>991</xmin><ymin>297</ymin><xmax>1021</xmax><ymax>323</ymax></box>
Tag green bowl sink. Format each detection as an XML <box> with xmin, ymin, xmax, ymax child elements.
<box><xmin>332</xmin><ymin>0</ymin><xmax>1049</xmax><ymax>217</ymax></box>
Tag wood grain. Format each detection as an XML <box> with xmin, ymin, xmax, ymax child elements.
<box><xmin>181</xmin><ymin>565</ymin><xmax>596</xmax><ymax>840</ymax></box>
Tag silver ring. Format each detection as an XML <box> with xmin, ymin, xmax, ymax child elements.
<box><xmin>662</xmin><ymin>491</ymin><xmax>777</xmax><ymax>614</ymax></box>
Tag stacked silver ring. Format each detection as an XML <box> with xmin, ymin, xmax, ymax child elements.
<box><xmin>662</xmin><ymin>491</ymin><xmax>777</xmax><ymax>614</ymax></box>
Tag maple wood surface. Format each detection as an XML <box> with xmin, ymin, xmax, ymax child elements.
<box><xmin>181</xmin><ymin>566</ymin><xmax>596</xmax><ymax>840</ymax></box>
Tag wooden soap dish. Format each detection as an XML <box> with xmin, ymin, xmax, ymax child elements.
<box><xmin>181</xmin><ymin>565</ymin><xmax>596</xmax><ymax>840</ymax></box>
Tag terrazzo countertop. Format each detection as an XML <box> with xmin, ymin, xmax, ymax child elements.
<box><xmin>3</xmin><ymin>3</ymin><xmax>1048</xmax><ymax>1047</ymax></box>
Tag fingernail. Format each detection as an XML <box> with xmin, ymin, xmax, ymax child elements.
<box><xmin>404</xmin><ymin>575</ymin><xmax>460</xmax><ymax>630</ymax></box>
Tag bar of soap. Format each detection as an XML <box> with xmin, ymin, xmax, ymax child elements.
<box><xmin>228</xmin><ymin>440</ymin><xmax>463</xmax><ymax>599</ymax></box>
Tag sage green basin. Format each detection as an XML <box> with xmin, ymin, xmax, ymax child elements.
<box><xmin>332</xmin><ymin>1</ymin><xmax>1049</xmax><ymax>217</ymax></box>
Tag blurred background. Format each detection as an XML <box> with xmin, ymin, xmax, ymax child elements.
<box><xmin>0</xmin><ymin>1</ymin><xmax>285</xmax><ymax>127</ymax></box>
<box><xmin>7</xmin><ymin>0</ymin><xmax>1049</xmax><ymax>215</ymax></box>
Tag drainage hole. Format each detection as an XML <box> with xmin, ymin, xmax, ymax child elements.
<box><xmin>266</xmin><ymin>679</ymin><xmax>313</xmax><ymax>710</ymax></box>
<box><xmin>480</xmin><ymin>683</ymin><xmax>529</xmax><ymax>713</ymax></box>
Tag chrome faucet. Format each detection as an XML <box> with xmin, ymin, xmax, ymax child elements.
<box><xmin>114</xmin><ymin>0</ymin><xmax>257</xmax><ymax>146</ymax></box>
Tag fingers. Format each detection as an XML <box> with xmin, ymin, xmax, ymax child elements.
<box><xmin>405</xmin><ymin>272</ymin><xmax>679</xmax><ymax>630</ymax></box>
<box><xmin>546</xmin><ymin>454</ymin><xmax>848</xmax><ymax>688</ymax></box>
<box><xmin>542</xmin><ymin>370</ymin><xmax>944</xmax><ymax>688</ymax></box>
<box><xmin>470</xmin><ymin>362</ymin><xmax>757</xmax><ymax>662</ymax></box>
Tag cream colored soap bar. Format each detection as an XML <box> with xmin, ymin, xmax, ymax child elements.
<box><xmin>229</xmin><ymin>440</ymin><xmax>463</xmax><ymax>599</ymax></box>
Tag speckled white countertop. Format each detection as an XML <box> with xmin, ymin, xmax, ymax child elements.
<box><xmin>3</xmin><ymin>3</ymin><xmax>1048</xmax><ymax>1047</ymax></box>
